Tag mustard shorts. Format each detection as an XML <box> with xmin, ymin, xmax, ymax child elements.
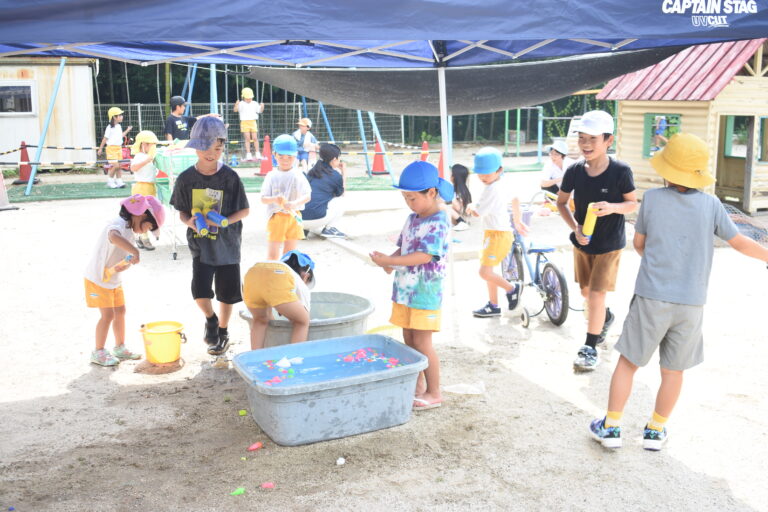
<box><xmin>131</xmin><ymin>182</ymin><xmax>157</xmax><ymax>197</ymax></box>
<box><xmin>390</xmin><ymin>302</ymin><xmax>441</xmax><ymax>332</ymax></box>
<box><xmin>240</xmin><ymin>120</ymin><xmax>258</xmax><ymax>134</ymax></box>
<box><xmin>267</xmin><ymin>211</ymin><xmax>305</xmax><ymax>242</ymax></box>
<box><xmin>480</xmin><ymin>230</ymin><xmax>513</xmax><ymax>267</ymax></box>
<box><xmin>84</xmin><ymin>278</ymin><xmax>125</xmax><ymax>308</ymax></box>
<box><xmin>243</xmin><ymin>262</ymin><xmax>299</xmax><ymax>309</ymax></box>
<box><xmin>106</xmin><ymin>145</ymin><xmax>122</xmax><ymax>161</ymax></box>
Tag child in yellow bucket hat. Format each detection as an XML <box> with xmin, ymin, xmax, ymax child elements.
<box><xmin>233</xmin><ymin>86</ymin><xmax>265</xmax><ymax>161</ymax></box>
<box><xmin>97</xmin><ymin>106</ymin><xmax>133</xmax><ymax>189</ymax></box>
<box><xmin>129</xmin><ymin>130</ymin><xmax>160</xmax><ymax>250</ymax></box>
<box><xmin>589</xmin><ymin>133</ymin><xmax>768</xmax><ymax>451</ymax></box>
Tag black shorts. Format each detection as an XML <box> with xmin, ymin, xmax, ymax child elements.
<box><xmin>541</xmin><ymin>184</ymin><xmax>560</xmax><ymax>194</ymax></box>
<box><xmin>191</xmin><ymin>258</ymin><xmax>242</xmax><ymax>304</ymax></box>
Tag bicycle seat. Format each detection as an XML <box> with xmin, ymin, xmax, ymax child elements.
<box><xmin>527</xmin><ymin>246</ymin><xmax>555</xmax><ymax>254</ymax></box>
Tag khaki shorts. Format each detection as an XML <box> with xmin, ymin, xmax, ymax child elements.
<box><xmin>615</xmin><ymin>295</ymin><xmax>704</xmax><ymax>371</ymax></box>
<box><xmin>243</xmin><ymin>262</ymin><xmax>299</xmax><ymax>309</ymax></box>
<box><xmin>240</xmin><ymin>120</ymin><xmax>258</xmax><ymax>133</ymax></box>
<box><xmin>84</xmin><ymin>278</ymin><xmax>125</xmax><ymax>308</ymax></box>
<box><xmin>105</xmin><ymin>145</ymin><xmax>122</xmax><ymax>161</ymax></box>
<box><xmin>267</xmin><ymin>212</ymin><xmax>305</xmax><ymax>242</ymax></box>
<box><xmin>573</xmin><ymin>246</ymin><xmax>622</xmax><ymax>292</ymax></box>
<box><xmin>131</xmin><ymin>182</ymin><xmax>157</xmax><ymax>197</ymax></box>
<box><xmin>480</xmin><ymin>230</ymin><xmax>513</xmax><ymax>267</ymax></box>
<box><xmin>390</xmin><ymin>302</ymin><xmax>441</xmax><ymax>332</ymax></box>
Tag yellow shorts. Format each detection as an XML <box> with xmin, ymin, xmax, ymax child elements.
<box><xmin>390</xmin><ymin>302</ymin><xmax>441</xmax><ymax>331</ymax></box>
<box><xmin>106</xmin><ymin>145</ymin><xmax>122</xmax><ymax>161</ymax></box>
<box><xmin>480</xmin><ymin>230</ymin><xmax>513</xmax><ymax>267</ymax></box>
<box><xmin>84</xmin><ymin>278</ymin><xmax>125</xmax><ymax>308</ymax></box>
<box><xmin>267</xmin><ymin>211</ymin><xmax>305</xmax><ymax>242</ymax></box>
<box><xmin>243</xmin><ymin>262</ymin><xmax>299</xmax><ymax>309</ymax></box>
<box><xmin>131</xmin><ymin>182</ymin><xmax>157</xmax><ymax>197</ymax></box>
<box><xmin>240</xmin><ymin>120</ymin><xmax>258</xmax><ymax>133</ymax></box>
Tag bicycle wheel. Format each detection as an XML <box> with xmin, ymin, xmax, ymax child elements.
<box><xmin>542</xmin><ymin>262</ymin><xmax>568</xmax><ymax>326</ymax></box>
<box><xmin>501</xmin><ymin>244</ymin><xmax>524</xmax><ymax>283</ymax></box>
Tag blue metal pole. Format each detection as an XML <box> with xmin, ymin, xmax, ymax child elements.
<box><xmin>356</xmin><ymin>110</ymin><xmax>371</xmax><ymax>176</ymax></box>
<box><xmin>185</xmin><ymin>63</ymin><xmax>198</xmax><ymax>116</ymax></box>
<box><xmin>301</xmin><ymin>96</ymin><xmax>308</xmax><ymax>118</ymax></box>
<box><xmin>181</xmin><ymin>65</ymin><xmax>191</xmax><ymax>100</ymax></box>
<box><xmin>209</xmin><ymin>64</ymin><xmax>218</xmax><ymax>115</ymax></box>
<box><xmin>25</xmin><ymin>57</ymin><xmax>66</xmax><ymax>196</ymax></box>
<box><xmin>447</xmin><ymin>114</ymin><xmax>453</xmax><ymax>171</ymax></box>
<box><xmin>318</xmin><ymin>101</ymin><xmax>334</xmax><ymax>143</ymax></box>
<box><xmin>367</xmin><ymin>111</ymin><xmax>392</xmax><ymax>178</ymax></box>
<box><xmin>537</xmin><ymin>106</ymin><xmax>544</xmax><ymax>164</ymax></box>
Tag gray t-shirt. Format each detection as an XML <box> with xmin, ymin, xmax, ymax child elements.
<box><xmin>634</xmin><ymin>187</ymin><xmax>738</xmax><ymax>306</ymax></box>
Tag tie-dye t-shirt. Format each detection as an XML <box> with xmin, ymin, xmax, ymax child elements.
<box><xmin>391</xmin><ymin>210</ymin><xmax>450</xmax><ymax>311</ymax></box>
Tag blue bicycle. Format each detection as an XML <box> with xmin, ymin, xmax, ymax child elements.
<box><xmin>501</xmin><ymin>207</ymin><xmax>569</xmax><ymax>328</ymax></box>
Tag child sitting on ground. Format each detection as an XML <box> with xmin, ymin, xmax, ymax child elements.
<box><xmin>589</xmin><ymin>133</ymin><xmax>768</xmax><ymax>451</ymax></box>
<box><xmin>370</xmin><ymin>161</ymin><xmax>453</xmax><ymax>410</ymax></box>
<box><xmin>261</xmin><ymin>134</ymin><xmax>312</xmax><ymax>260</ymax></box>
<box><xmin>243</xmin><ymin>250</ymin><xmax>315</xmax><ymax>350</ymax></box>
<box><xmin>84</xmin><ymin>194</ymin><xmax>165</xmax><ymax>366</ymax></box>
<box><xmin>467</xmin><ymin>147</ymin><xmax>528</xmax><ymax>317</ymax></box>
<box><xmin>130</xmin><ymin>130</ymin><xmax>161</xmax><ymax>250</ymax></box>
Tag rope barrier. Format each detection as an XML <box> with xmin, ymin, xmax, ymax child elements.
<box><xmin>340</xmin><ymin>150</ymin><xmax>441</xmax><ymax>156</ymax></box>
<box><xmin>23</xmin><ymin>142</ymin><xmax>175</xmax><ymax>150</ymax></box>
<box><xmin>0</xmin><ymin>147</ymin><xmax>21</xmax><ymax>156</ymax></box>
<box><xmin>0</xmin><ymin>159</ymin><xmax>132</xmax><ymax>167</ymax></box>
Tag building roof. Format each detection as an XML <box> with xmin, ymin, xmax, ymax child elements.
<box><xmin>597</xmin><ymin>39</ymin><xmax>766</xmax><ymax>101</ymax></box>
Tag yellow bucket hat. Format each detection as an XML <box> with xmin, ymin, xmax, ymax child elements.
<box><xmin>131</xmin><ymin>130</ymin><xmax>160</xmax><ymax>155</ymax></box>
<box><xmin>650</xmin><ymin>133</ymin><xmax>714</xmax><ymax>189</ymax></box>
<box><xmin>241</xmin><ymin>87</ymin><xmax>254</xmax><ymax>99</ymax></box>
<box><xmin>107</xmin><ymin>106</ymin><xmax>124</xmax><ymax>120</ymax></box>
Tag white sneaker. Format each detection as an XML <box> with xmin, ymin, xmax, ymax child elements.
<box><xmin>115</xmin><ymin>178</ymin><xmax>126</xmax><ymax>188</ymax></box>
<box><xmin>254</xmin><ymin>152</ymin><xmax>262</xmax><ymax>160</ymax></box>
<box><xmin>106</xmin><ymin>178</ymin><xmax>117</xmax><ymax>188</ymax></box>
<box><xmin>246</xmin><ymin>153</ymin><xmax>253</xmax><ymax>161</ymax></box>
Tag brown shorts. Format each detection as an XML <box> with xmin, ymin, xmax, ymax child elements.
<box><xmin>573</xmin><ymin>247</ymin><xmax>622</xmax><ymax>292</ymax></box>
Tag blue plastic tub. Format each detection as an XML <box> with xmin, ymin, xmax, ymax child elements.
<box><xmin>233</xmin><ymin>334</ymin><xmax>428</xmax><ymax>446</ymax></box>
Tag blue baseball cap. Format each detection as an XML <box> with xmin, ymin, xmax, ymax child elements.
<box><xmin>187</xmin><ymin>116</ymin><xmax>227</xmax><ymax>151</ymax></box>
<box><xmin>281</xmin><ymin>250</ymin><xmax>316</xmax><ymax>288</ymax></box>
<box><xmin>394</xmin><ymin>161</ymin><xmax>454</xmax><ymax>202</ymax></box>
<box><xmin>473</xmin><ymin>147</ymin><xmax>503</xmax><ymax>174</ymax></box>
<box><xmin>273</xmin><ymin>134</ymin><xmax>298</xmax><ymax>156</ymax></box>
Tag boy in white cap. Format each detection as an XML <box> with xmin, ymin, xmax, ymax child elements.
<box><xmin>589</xmin><ymin>133</ymin><xmax>768</xmax><ymax>450</ymax></box>
<box><xmin>170</xmin><ymin>117</ymin><xmax>250</xmax><ymax>356</ymax></box>
<box><xmin>556</xmin><ymin>110</ymin><xmax>638</xmax><ymax>372</ymax></box>
<box><xmin>540</xmin><ymin>139</ymin><xmax>576</xmax><ymax>195</ymax></box>
<box><xmin>233</xmin><ymin>87</ymin><xmax>265</xmax><ymax>161</ymax></box>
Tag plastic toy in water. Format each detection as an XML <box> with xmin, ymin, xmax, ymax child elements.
<box><xmin>204</xmin><ymin>209</ymin><xmax>229</xmax><ymax>227</ymax></box>
<box><xmin>582</xmin><ymin>202</ymin><xmax>598</xmax><ymax>242</ymax></box>
<box><xmin>102</xmin><ymin>254</ymin><xmax>133</xmax><ymax>282</ymax></box>
<box><xmin>191</xmin><ymin>208</ymin><xmax>209</xmax><ymax>236</ymax></box>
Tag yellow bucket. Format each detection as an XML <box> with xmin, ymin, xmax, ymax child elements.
<box><xmin>140</xmin><ymin>321</ymin><xmax>186</xmax><ymax>364</ymax></box>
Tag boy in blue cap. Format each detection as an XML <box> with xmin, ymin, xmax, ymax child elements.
<box><xmin>261</xmin><ymin>134</ymin><xmax>312</xmax><ymax>260</ymax></box>
<box><xmin>466</xmin><ymin>147</ymin><xmax>528</xmax><ymax>317</ymax></box>
<box><xmin>170</xmin><ymin>117</ymin><xmax>250</xmax><ymax>356</ymax></box>
<box><xmin>370</xmin><ymin>161</ymin><xmax>453</xmax><ymax>410</ymax></box>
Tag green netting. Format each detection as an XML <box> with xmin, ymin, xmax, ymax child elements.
<box><xmin>6</xmin><ymin>175</ymin><xmax>396</xmax><ymax>203</ymax></box>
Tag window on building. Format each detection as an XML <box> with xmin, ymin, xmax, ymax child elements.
<box><xmin>0</xmin><ymin>81</ymin><xmax>35</xmax><ymax>115</ymax></box>
<box><xmin>723</xmin><ymin>115</ymin><xmax>751</xmax><ymax>159</ymax></box>
<box><xmin>757</xmin><ymin>117</ymin><xmax>768</xmax><ymax>162</ymax></box>
<box><xmin>642</xmin><ymin>113</ymin><xmax>680</xmax><ymax>158</ymax></box>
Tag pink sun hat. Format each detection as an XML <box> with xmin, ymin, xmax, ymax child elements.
<box><xmin>121</xmin><ymin>194</ymin><xmax>166</xmax><ymax>236</ymax></box>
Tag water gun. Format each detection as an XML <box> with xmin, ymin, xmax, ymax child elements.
<box><xmin>191</xmin><ymin>208</ymin><xmax>209</xmax><ymax>236</ymax></box>
<box><xmin>204</xmin><ymin>208</ymin><xmax>229</xmax><ymax>227</ymax></box>
<box><xmin>103</xmin><ymin>254</ymin><xmax>133</xmax><ymax>282</ymax></box>
<box><xmin>582</xmin><ymin>202</ymin><xmax>598</xmax><ymax>242</ymax></box>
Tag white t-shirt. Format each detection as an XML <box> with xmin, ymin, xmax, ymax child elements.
<box><xmin>238</xmin><ymin>100</ymin><xmax>262</xmax><ymax>121</ymax></box>
<box><xmin>292</xmin><ymin>129</ymin><xmax>318</xmax><ymax>151</ymax></box>
<box><xmin>541</xmin><ymin>156</ymin><xmax>577</xmax><ymax>182</ymax></box>
<box><xmin>104</xmin><ymin>124</ymin><xmax>123</xmax><ymax>146</ymax></box>
<box><xmin>131</xmin><ymin>152</ymin><xmax>157</xmax><ymax>183</ymax></box>
<box><xmin>475</xmin><ymin>174</ymin><xmax>515</xmax><ymax>231</ymax></box>
<box><xmin>261</xmin><ymin>167</ymin><xmax>312</xmax><ymax>218</ymax></box>
<box><xmin>84</xmin><ymin>217</ymin><xmax>134</xmax><ymax>289</ymax></box>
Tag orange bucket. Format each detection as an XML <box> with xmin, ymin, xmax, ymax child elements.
<box><xmin>140</xmin><ymin>321</ymin><xmax>186</xmax><ymax>364</ymax></box>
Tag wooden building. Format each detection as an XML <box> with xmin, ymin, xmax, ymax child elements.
<box><xmin>598</xmin><ymin>39</ymin><xmax>768</xmax><ymax>213</ymax></box>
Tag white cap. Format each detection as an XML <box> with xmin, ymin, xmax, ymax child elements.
<box><xmin>548</xmin><ymin>140</ymin><xmax>568</xmax><ymax>155</ymax></box>
<box><xmin>578</xmin><ymin>110</ymin><xmax>614</xmax><ymax>136</ymax></box>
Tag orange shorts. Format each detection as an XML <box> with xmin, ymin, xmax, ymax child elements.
<box><xmin>390</xmin><ymin>302</ymin><xmax>441</xmax><ymax>332</ymax></box>
<box><xmin>480</xmin><ymin>230</ymin><xmax>513</xmax><ymax>267</ymax></box>
<box><xmin>243</xmin><ymin>262</ymin><xmax>299</xmax><ymax>309</ymax></box>
<box><xmin>573</xmin><ymin>247</ymin><xmax>622</xmax><ymax>292</ymax></box>
<box><xmin>84</xmin><ymin>278</ymin><xmax>125</xmax><ymax>308</ymax></box>
<box><xmin>131</xmin><ymin>182</ymin><xmax>157</xmax><ymax>197</ymax></box>
<box><xmin>267</xmin><ymin>211</ymin><xmax>305</xmax><ymax>242</ymax></box>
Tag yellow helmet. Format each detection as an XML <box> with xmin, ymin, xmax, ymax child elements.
<box><xmin>241</xmin><ymin>87</ymin><xmax>254</xmax><ymax>99</ymax></box>
<box><xmin>131</xmin><ymin>130</ymin><xmax>160</xmax><ymax>155</ymax></box>
<box><xmin>107</xmin><ymin>106</ymin><xmax>124</xmax><ymax>120</ymax></box>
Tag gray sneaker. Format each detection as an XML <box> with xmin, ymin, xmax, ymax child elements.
<box><xmin>320</xmin><ymin>227</ymin><xmax>346</xmax><ymax>238</ymax></box>
<box><xmin>573</xmin><ymin>345</ymin><xmax>598</xmax><ymax>371</ymax></box>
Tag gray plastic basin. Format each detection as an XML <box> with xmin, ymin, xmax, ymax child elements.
<box><xmin>239</xmin><ymin>291</ymin><xmax>375</xmax><ymax>347</ymax></box>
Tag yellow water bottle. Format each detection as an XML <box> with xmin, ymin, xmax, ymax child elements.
<box><xmin>582</xmin><ymin>202</ymin><xmax>598</xmax><ymax>242</ymax></box>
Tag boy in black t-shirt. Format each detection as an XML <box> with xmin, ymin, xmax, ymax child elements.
<box><xmin>164</xmin><ymin>96</ymin><xmax>221</xmax><ymax>141</ymax></box>
<box><xmin>556</xmin><ymin>110</ymin><xmax>638</xmax><ymax>372</ymax></box>
<box><xmin>170</xmin><ymin>117</ymin><xmax>250</xmax><ymax>356</ymax></box>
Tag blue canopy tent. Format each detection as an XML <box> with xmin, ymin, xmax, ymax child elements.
<box><xmin>1</xmin><ymin>0</ymin><xmax>766</xmax><ymax>189</ymax></box>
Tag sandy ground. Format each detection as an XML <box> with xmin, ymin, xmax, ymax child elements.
<box><xmin>1</xmin><ymin>160</ymin><xmax>768</xmax><ymax>512</ymax></box>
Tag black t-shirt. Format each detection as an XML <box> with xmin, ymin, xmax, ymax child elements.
<box><xmin>560</xmin><ymin>157</ymin><xmax>635</xmax><ymax>254</ymax></box>
<box><xmin>164</xmin><ymin>114</ymin><xmax>197</xmax><ymax>140</ymax></box>
<box><xmin>304</xmin><ymin>170</ymin><xmax>344</xmax><ymax>220</ymax></box>
<box><xmin>170</xmin><ymin>164</ymin><xmax>249</xmax><ymax>266</ymax></box>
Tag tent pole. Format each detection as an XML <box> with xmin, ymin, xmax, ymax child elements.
<box><xmin>516</xmin><ymin>108</ymin><xmax>521</xmax><ymax>158</ymax></box>
<box><xmin>209</xmin><ymin>64</ymin><xmax>218</xmax><ymax>115</ymax></box>
<box><xmin>185</xmin><ymin>64</ymin><xmax>197</xmax><ymax>116</ymax></box>
<box><xmin>436</xmin><ymin>65</ymin><xmax>455</xmax><ymax>295</ymax></box>
<box><xmin>537</xmin><ymin>106</ymin><xmax>543</xmax><ymax>164</ymax></box>
<box><xmin>356</xmin><ymin>110</ymin><xmax>371</xmax><ymax>176</ymax></box>
<box><xmin>504</xmin><ymin>110</ymin><xmax>509</xmax><ymax>156</ymax></box>
<box><xmin>25</xmin><ymin>57</ymin><xmax>66</xmax><ymax>195</ymax></box>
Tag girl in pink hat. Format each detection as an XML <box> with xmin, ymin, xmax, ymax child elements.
<box><xmin>83</xmin><ymin>194</ymin><xmax>165</xmax><ymax>366</ymax></box>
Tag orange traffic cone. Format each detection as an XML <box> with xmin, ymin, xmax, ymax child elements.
<box><xmin>420</xmin><ymin>141</ymin><xmax>429</xmax><ymax>162</ymax></box>
<box><xmin>371</xmin><ymin>141</ymin><xmax>387</xmax><ymax>175</ymax></box>
<box><xmin>13</xmin><ymin>141</ymin><xmax>35</xmax><ymax>185</ymax></box>
<box><xmin>437</xmin><ymin>149</ymin><xmax>444</xmax><ymax>178</ymax></box>
<box><xmin>259</xmin><ymin>135</ymin><xmax>272</xmax><ymax>175</ymax></box>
